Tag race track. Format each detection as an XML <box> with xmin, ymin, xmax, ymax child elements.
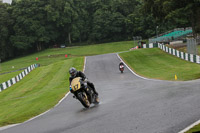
<box><xmin>1</xmin><ymin>53</ymin><xmax>200</xmax><ymax>133</ymax></box>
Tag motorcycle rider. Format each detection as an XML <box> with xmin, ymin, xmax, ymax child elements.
<box><xmin>119</xmin><ymin>61</ymin><xmax>124</xmax><ymax>69</ymax></box>
<box><xmin>69</xmin><ymin>67</ymin><xmax>98</xmax><ymax>96</ymax></box>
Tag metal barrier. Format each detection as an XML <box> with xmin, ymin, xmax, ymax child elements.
<box><xmin>158</xmin><ymin>43</ymin><xmax>200</xmax><ymax>64</ymax></box>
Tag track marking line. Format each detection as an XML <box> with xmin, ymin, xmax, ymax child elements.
<box><xmin>83</xmin><ymin>57</ymin><xmax>86</xmax><ymax>72</ymax></box>
<box><xmin>0</xmin><ymin>57</ymin><xmax>87</xmax><ymax>131</ymax></box>
<box><xmin>178</xmin><ymin>119</ymin><xmax>200</xmax><ymax>133</ymax></box>
<box><xmin>116</xmin><ymin>53</ymin><xmax>160</xmax><ymax>81</ymax></box>
<box><xmin>117</xmin><ymin>53</ymin><xmax>200</xmax><ymax>133</ymax></box>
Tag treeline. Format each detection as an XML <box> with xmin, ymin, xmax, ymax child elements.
<box><xmin>0</xmin><ymin>0</ymin><xmax>199</xmax><ymax>61</ymax></box>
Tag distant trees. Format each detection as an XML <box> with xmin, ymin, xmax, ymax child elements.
<box><xmin>0</xmin><ymin>2</ymin><xmax>13</xmax><ymax>61</ymax></box>
<box><xmin>143</xmin><ymin>0</ymin><xmax>200</xmax><ymax>36</ymax></box>
<box><xmin>0</xmin><ymin>0</ymin><xmax>199</xmax><ymax>61</ymax></box>
<box><xmin>11</xmin><ymin>0</ymin><xmax>55</xmax><ymax>51</ymax></box>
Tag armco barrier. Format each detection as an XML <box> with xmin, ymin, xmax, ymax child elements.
<box><xmin>140</xmin><ymin>43</ymin><xmax>200</xmax><ymax>64</ymax></box>
<box><xmin>158</xmin><ymin>43</ymin><xmax>200</xmax><ymax>64</ymax></box>
<box><xmin>0</xmin><ymin>64</ymin><xmax>39</xmax><ymax>92</ymax></box>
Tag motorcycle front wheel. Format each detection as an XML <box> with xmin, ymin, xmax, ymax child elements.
<box><xmin>77</xmin><ymin>92</ymin><xmax>90</xmax><ymax>108</ymax></box>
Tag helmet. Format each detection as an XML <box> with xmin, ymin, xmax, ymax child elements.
<box><xmin>69</xmin><ymin>67</ymin><xmax>77</xmax><ymax>78</ymax></box>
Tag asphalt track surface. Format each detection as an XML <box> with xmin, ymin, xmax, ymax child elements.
<box><xmin>1</xmin><ymin>53</ymin><xmax>200</xmax><ymax>133</ymax></box>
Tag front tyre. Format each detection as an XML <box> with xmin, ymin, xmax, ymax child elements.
<box><xmin>77</xmin><ymin>92</ymin><xmax>90</xmax><ymax>108</ymax></box>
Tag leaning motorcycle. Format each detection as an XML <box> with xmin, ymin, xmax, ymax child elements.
<box><xmin>119</xmin><ymin>64</ymin><xmax>124</xmax><ymax>73</ymax></box>
<box><xmin>71</xmin><ymin>77</ymin><xmax>99</xmax><ymax>108</ymax></box>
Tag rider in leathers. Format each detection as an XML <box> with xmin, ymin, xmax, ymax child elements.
<box><xmin>119</xmin><ymin>61</ymin><xmax>124</xmax><ymax>69</ymax></box>
<box><xmin>69</xmin><ymin>67</ymin><xmax>98</xmax><ymax>96</ymax></box>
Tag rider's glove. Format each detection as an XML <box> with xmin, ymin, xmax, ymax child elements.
<box><xmin>70</xmin><ymin>87</ymin><xmax>74</xmax><ymax>93</ymax></box>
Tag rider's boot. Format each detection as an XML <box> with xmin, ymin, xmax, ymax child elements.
<box><xmin>92</xmin><ymin>87</ymin><xmax>98</xmax><ymax>96</ymax></box>
<box><xmin>88</xmin><ymin>82</ymin><xmax>98</xmax><ymax>96</ymax></box>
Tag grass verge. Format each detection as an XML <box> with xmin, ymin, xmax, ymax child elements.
<box><xmin>0</xmin><ymin>57</ymin><xmax>83</xmax><ymax>126</ymax></box>
<box><xmin>119</xmin><ymin>48</ymin><xmax>200</xmax><ymax>81</ymax></box>
<box><xmin>185</xmin><ymin>125</ymin><xmax>200</xmax><ymax>133</ymax></box>
<box><xmin>0</xmin><ymin>41</ymin><xmax>135</xmax><ymax>74</ymax></box>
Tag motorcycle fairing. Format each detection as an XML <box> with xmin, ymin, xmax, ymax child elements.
<box><xmin>71</xmin><ymin>77</ymin><xmax>81</xmax><ymax>91</ymax></box>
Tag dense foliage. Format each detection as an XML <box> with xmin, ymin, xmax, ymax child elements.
<box><xmin>0</xmin><ymin>0</ymin><xmax>199</xmax><ymax>61</ymax></box>
<box><xmin>143</xmin><ymin>0</ymin><xmax>200</xmax><ymax>36</ymax></box>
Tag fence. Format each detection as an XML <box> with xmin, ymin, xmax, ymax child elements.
<box><xmin>139</xmin><ymin>41</ymin><xmax>200</xmax><ymax>64</ymax></box>
<box><xmin>0</xmin><ymin>64</ymin><xmax>39</xmax><ymax>92</ymax></box>
<box><xmin>187</xmin><ymin>39</ymin><xmax>198</xmax><ymax>55</ymax></box>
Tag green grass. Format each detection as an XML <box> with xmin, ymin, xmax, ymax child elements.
<box><xmin>0</xmin><ymin>41</ymin><xmax>135</xmax><ymax>73</ymax></box>
<box><xmin>0</xmin><ymin>41</ymin><xmax>135</xmax><ymax>83</ymax></box>
<box><xmin>120</xmin><ymin>48</ymin><xmax>200</xmax><ymax>81</ymax></box>
<box><xmin>185</xmin><ymin>125</ymin><xmax>200</xmax><ymax>133</ymax></box>
<box><xmin>0</xmin><ymin>70</ymin><xmax>23</xmax><ymax>83</ymax></box>
<box><xmin>0</xmin><ymin>57</ymin><xmax>84</xmax><ymax>126</ymax></box>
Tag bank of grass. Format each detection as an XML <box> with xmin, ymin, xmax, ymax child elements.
<box><xmin>0</xmin><ymin>41</ymin><xmax>135</xmax><ymax>83</ymax></box>
<box><xmin>0</xmin><ymin>57</ymin><xmax>84</xmax><ymax>126</ymax></box>
<box><xmin>0</xmin><ymin>41</ymin><xmax>135</xmax><ymax>74</ymax></box>
<box><xmin>120</xmin><ymin>48</ymin><xmax>200</xmax><ymax>81</ymax></box>
<box><xmin>186</xmin><ymin>125</ymin><xmax>200</xmax><ymax>133</ymax></box>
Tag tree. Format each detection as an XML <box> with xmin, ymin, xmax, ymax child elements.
<box><xmin>92</xmin><ymin>6</ymin><xmax>125</xmax><ymax>42</ymax></box>
<box><xmin>164</xmin><ymin>0</ymin><xmax>200</xmax><ymax>36</ymax></box>
<box><xmin>143</xmin><ymin>0</ymin><xmax>200</xmax><ymax>36</ymax></box>
<box><xmin>11</xmin><ymin>0</ymin><xmax>54</xmax><ymax>51</ymax></box>
<box><xmin>0</xmin><ymin>3</ymin><xmax>13</xmax><ymax>61</ymax></box>
<box><xmin>60</xmin><ymin>0</ymin><xmax>79</xmax><ymax>44</ymax></box>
